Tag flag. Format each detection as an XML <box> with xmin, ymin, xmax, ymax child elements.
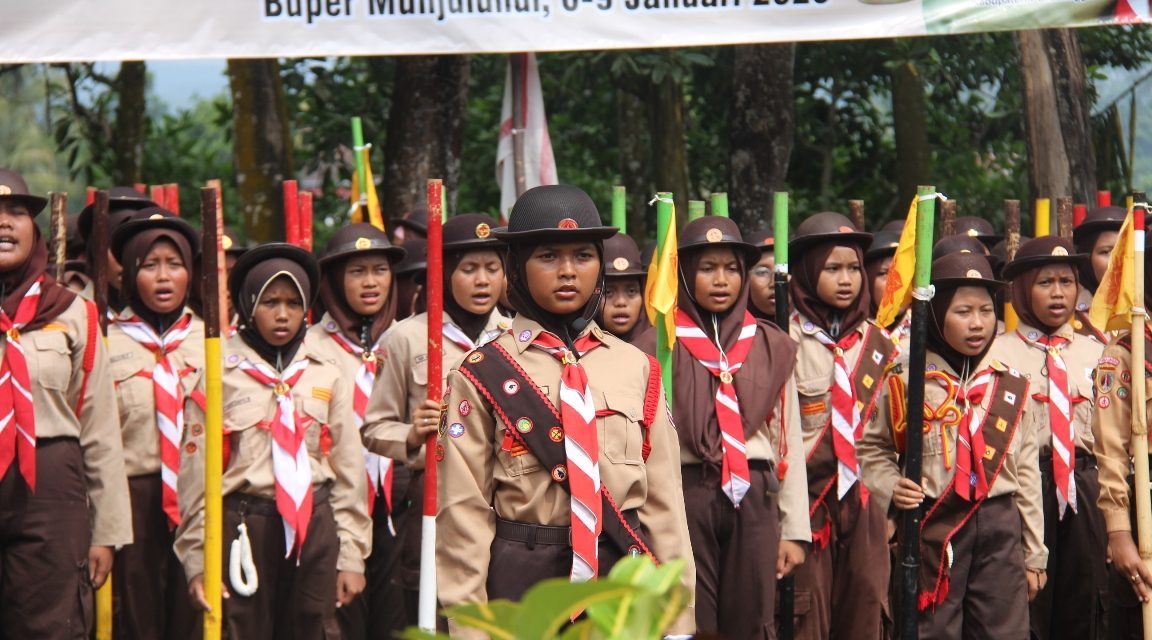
<box><xmin>496</xmin><ymin>53</ymin><xmax>558</xmax><ymax>222</ymax></box>
<box><xmin>876</xmin><ymin>196</ymin><xmax>920</xmax><ymax>328</ymax></box>
<box><xmin>1090</xmin><ymin>206</ymin><xmax>1137</xmax><ymax>332</ymax></box>
<box><xmin>645</xmin><ymin>202</ymin><xmax>678</xmax><ymax>348</ymax></box>
<box><xmin>350</xmin><ymin>146</ymin><xmax>385</xmax><ymax>231</ymax></box>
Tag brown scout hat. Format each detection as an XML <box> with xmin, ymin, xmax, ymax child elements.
<box><xmin>391</xmin><ymin>208</ymin><xmax>428</xmax><ymax>238</ymax></box>
<box><xmin>1001</xmin><ymin>236</ymin><xmax>1087</xmax><ymax>280</ymax></box>
<box><xmin>788</xmin><ymin>211</ymin><xmax>871</xmax><ymax>255</ymax></box>
<box><xmin>229</xmin><ymin>243</ymin><xmax>321</xmax><ymax>308</ymax></box>
<box><xmin>881</xmin><ymin>219</ymin><xmax>906</xmax><ymax>233</ymax></box>
<box><xmin>678</xmin><ymin>216</ymin><xmax>761</xmax><ymax>266</ymax></box>
<box><xmin>394</xmin><ymin>237</ymin><xmax>427</xmax><ymax>276</ymax></box>
<box><xmin>932</xmin><ymin>252</ymin><xmax>1005</xmax><ymax>290</ymax></box>
<box><xmin>953</xmin><ymin>216</ymin><xmax>1002</xmax><ymax>245</ymax></box>
<box><xmin>602</xmin><ymin>233</ymin><xmax>645</xmax><ymax>278</ymax></box>
<box><xmin>78</xmin><ymin>186</ymin><xmax>158</xmax><ymax>240</ymax></box>
<box><xmin>492</xmin><ymin>185</ymin><xmax>617</xmax><ymax>243</ymax></box>
<box><xmin>0</xmin><ymin>169</ymin><xmax>48</xmax><ymax>216</ymax></box>
<box><xmin>443</xmin><ymin>213</ymin><xmax>502</xmax><ymax>252</ymax></box>
<box><xmin>111</xmin><ymin>208</ymin><xmax>200</xmax><ymax>264</ymax></box>
<box><xmin>864</xmin><ymin>230</ymin><xmax>901</xmax><ymax>264</ymax></box>
<box><xmin>1072</xmin><ymin>206</ymin><xmax>1126</xmax><ymax>245</ymax></box>
<box><xmin>319</xmin><ymin>223</ymin><xmax>405</xmax><ymax>267</ymax></box>
<box><xmin>932</xmin><ymin>234</ymin><xmax>989</xmax><ymax>261</ymax></box>
<box><xmin>745</xmin><ymin>229</ymin><xmax>776</xmax><ymax>252</ymax></box>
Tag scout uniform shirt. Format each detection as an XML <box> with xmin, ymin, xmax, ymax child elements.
<box><xmin>107</xmin><ymin>307</ymin><xmax>204</xmax><ymax>478</ymax></box>
<box><xmin>361</xmin><ymin>309</ymin><xmax>508</xmax><ymax>467</ymax></box>
<box><xmin>435</xmin><ymin>315</ymin><xmax>696</xmax><ymax>634</ymax></box>
<box><xmin>1091</xmin><ymin>330</ymin><xmax>1152</xmax><ymax>536</ymax></box>
<box><xmin>858</xmin><ymin>351</ymin><xmax>1048</xmax><ymax>571</ymax></box>
<box><xmin>21</xmin><ymin>296</ymin><xmax>132</xmax><ymax>547</ymax></box>
<box><xmin>174</xmin><ymin>335</ymin><xmax>372</xmax><ymax>579</ymax></box>
<box><xmin>1074</xmin><ymin>287</ymin><xmax>1108</xmax><ymax>343</ymax></box>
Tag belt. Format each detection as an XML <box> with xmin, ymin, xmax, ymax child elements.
<box><xmin>1038</xmin><ymin>450</ymin><xmax>1097</xmax><ymax>472</ymax></box>
<box><xmin>495</xmin><ymin>517</ymin><xmax>571</xmax><ymax>548</ymax></box>
<box><xmin>224</xmin><ymin>483</ymin><xmax>332</xmax><ymax>517</ymax></box>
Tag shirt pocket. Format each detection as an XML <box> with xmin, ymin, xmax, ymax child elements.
<box><xmin>599</xmin><ymin>390</ymin><xmax>645</xmax><ymax>466</ymax></box>
<box><xmin>495</xmin><ymin>424</ymin><xmax>544</xmax><ymax>477</ymax></box>
<box><xmin>28</xmin><ymin>331</ymin><xmax>72</xmax><ymax>391</ymax></box>
<box><xmin>224</xmin><ymin>400</ymin><xmax>268</xmax><ymax>466</ymax></box>
<box><xmin>110</xmin><ymin>358</ymin><xmax>153</xmax><ymax>415</ymax></box>
<box><xmin>795</xmin><ymin>375</ymin><xmax>830</xmax><ymax>437</ymax></box>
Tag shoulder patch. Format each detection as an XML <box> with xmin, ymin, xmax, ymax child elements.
<box><xmin>312</xmin><ymin>387</ymin><xmax>332</xmax><ymax>402</ymax></box>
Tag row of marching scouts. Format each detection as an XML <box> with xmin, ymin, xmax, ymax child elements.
<box><xmin>0</xmin><ymin>163</ymin><xmax>1149</xmax><ymax>640</ymax></box>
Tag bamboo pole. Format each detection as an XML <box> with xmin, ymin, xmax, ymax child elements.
<box><xmin>848</xmin><ymin>199</ymin><xmax>865</xmax><ymax>231</ymax></box>
<box><xmin>283</xmin><ymin>181</ymin><xmax>300</xmax><ymax>246</ymax></box>
<box><xmin>655</xmin><ymin>193</ymin><xmax>675</xmax><ymax>400</ymax></box>
<box><xmin>1004</xmin><ymin>200</ymin><xmax>1022</xmax><ymax>332</ymax></box>
<box><xmin>612</xmin><ymin>186</ymin><xmax>627</xmax><ymax>234</ymax></box>
<box><xmin>200</xmin><ymin>187</ymin><xmax>226</xmax><ymax>640</ymax></box>
<box><xmin>710</xmin><ymin>192</ymin><xmax>729</xmax><ymax>218</ymax></box>
<box><xmin>351</xmin><ymin>117</ymin><xmax>369</xmax><ymax>222</ymax></box>
<box><xmin>49</xmin><ymin>192</ymin><xmax>67</xmax><ymax>282</ymax></box>
<box><xmin>899</xmin><ymin>185</ymin><xmax>937</xmax><ymax>640</ymax></box>
<box><xmin>91</xmin><ymin>190</ymin><xmax>112</xmax><ymax>640</ymax></box>
<box><xmin>688</xmin><ymin>200</ymin><xmax>705</xmax><ymax>222</ymax></box>
<box><xmin>940</xmin><ymin>199</ymin><xmax>957</xmax><ymax>237</ymax></box>
<box><xmin>774</xmin><ymin>191</ymin><xmax>794</xmax><ymax>640</ymax></box>
<box><xmin>1035</xmin><ymin>198</ymin><xmax>1051</xmax><ymax>237</ymax></box>
<box><xmin>1130</xmin><ymin>192</ymin><xmax>1152</xmax><ymax>637</ymax></box>
<box><xmin>1057</xmin><ymin>197</ymin><xmax>1074</xmax><ymax>239</ymax></box>
<box><xmin>419</xmin><ymin>179</ymin><xmax>444</xmax><ymax>631</ymax></box>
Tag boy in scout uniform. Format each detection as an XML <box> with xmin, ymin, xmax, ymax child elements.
<box><xmin>307</xmin><ymin>223</ymin><xmax>407</xmax><ymax>639</ymax></box>
<box><xmin>989</xmin><ymin>236</ymin><xmax>1107</xmax><ymax>639</ymax></box>
<box><xmin>596</xmin><ymin>232</ymin><xmax>649</xmax><ymax>343</ymax></box>
<box><xmin>786</xmin><ymin>212</ymin><xmax>894</xmax><ymax>640</ymax></box>
<box><xmin>106</xmin><ymin>213</ymin><xmax>204</xmax><ymax>640</ymax></box>
<box><xmin>0</xmin><ymin>169</ymin><xmax>132</xmax><ymax>638</ymax></box>
<box><xmin>434</xmin><ymin>185</ymin><xmax>695</xmax><ymax>636</ymax></box>
<box><xmin>1073</xmin><ymin>206</ymin><xmax>1126</xmax><ymax>342</ymax></box>
<box><xmin>175</xmin><ymin>244</ymin><xmax>371</xmax><ymax>639</ymax></box>
<box><xmin>859</xmin><ymin>252</ymin><xmax>1046</xmax><ymax>639</ymax></box>
<box><xmin>361</xmin><ymin>213</ymin><xmax>509</xmax><ymax>625</ymax></box>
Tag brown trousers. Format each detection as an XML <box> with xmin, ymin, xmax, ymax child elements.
<box><xmin>1107</xmin><ymin>472</ymin><xmax>1146</xmax><ymax>640</ymax></box>
<box><xmin>1030</xmin><ymin>456</ymin><xmax>1108</xmax><ymax>640</ymax></box>
<box><xmin>791</xmin><ymin>483</ymin><xmax>889</xmax><ymax>640</ymax></box>
<box><xmin>218</xmin><ymin>489</ymin><xmax>339</xmax><ymax>640</ymax></box>
<box><xmin>683</xmin><ymin>462</ymin><xmax>781</xmax><ymax>640</ymax></box>
<box><xmin>0</xmin><ymin>438</ymin><xmax>93</xmax><ymax>640</ymax></box>
<box><xmin>336</xmin><ymin>465</ymin><xmax>412</xmax><ymax>640</ymax></box>
<box><xmin>113</xmin><ymin>474</ymin><xmax>195</xmax><ymax>640</ymax></box>
<box><xmin>916</xmin><ymin>494</ymin><xmax>1028</xmax><ymax>640</ymax></box>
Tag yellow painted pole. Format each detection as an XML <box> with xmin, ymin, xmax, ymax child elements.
<box><xmin>1004</xmin><ymin>199</ymin><xmax>1022</xmax><ymax>332</ymax></box>
<box><xmin>201</xmin><ymin>186</ymin><xmax>226</xmax><ymax>639</ymax></box>
<box><xmin>1034</xmin><ymin>198</ymin><xmax>1051</xmax><ymax>237</ymax></box>
<box><xmin>91</xmin><ymin>189</ymin><xmax>113</xmax><ymax>640</ymax></box>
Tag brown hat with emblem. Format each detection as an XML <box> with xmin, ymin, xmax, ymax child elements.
<box><xmin>390</xmin><ymin>208</ymin><xmax>428</xmax><ymax>238</ymax></box>
<box><xmin>1072</xmin><ymin>206</ymin><xmax>1126</xmax><ymax>246</ymax></box>
<box><xmin>78</xmin><ymin>186</ymin><xmax>158</xmax><ymax>240</ymax></box>
<box><xmin>931</xmin><ymin>252</ymin><xmax>1005</xmax><ymax>290</ymax></box>
<box><xmin>953</xmin><ymin>216</ymin><xmax>1002</xmax><ymax>245</ymax></box>
<box><xmin>603</xmin><ymin>233</ymin><xmax>645</xmax><ymax>277</ymax></box>
<box><xmin>0</xmin><ymin>169</ymin><xmax>48</xmax><ymax>216</ymax></box>
<box><xmin>932</xmin><ymin>234</ymin><xmax>989</xmax><ymax>261</ymax></box>
<box><xmin>110</xmin><ymin>208</ymin><xmax>200</xmax><ymax>264</ymax></box>
<box><xmin>745</xmin><ymin>229</ymin><xmax>776</xmax><ymax>253</ymax></box>
<box><xmin>442</xmin><ymin>213</ymin><xmax>503</xmax><ymax>252</ymax></box>
<box><xmin>492</xmin><ymin>185</ymin><xmax>617</xmax><ymax>243</ymax></box>
<box><xmin>1001</xmin><ymin>236</ymin><xmax>1087</xmax><ymax>280</ymax></box>
<box><xmin>788</xmin><ymin>211</ymin><xmax>871</xmax><ymax>255</ymax></box>
<box><xmin>678</xmin><ymin>216</ymin><xmax>761</xmax><ymax>266</ymax></box>
<box><xmin>319</xmin><ymin>222</ymin><xmax>405</xmax><ymax>267</ymax></box>
<box><xmin>864</xmin><ymin>230</ymin><xmax>902</xmax><ymax>264</ymax></box>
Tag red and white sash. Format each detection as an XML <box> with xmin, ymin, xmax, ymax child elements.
<box><xmin>811</xmin><ymin>327</ymin><xmax>867</xmax><ymax>502</ymax></box>
<box><xmin>941</xmin><ymin>368</ymin><xmax>995</xmax><ymax>502</ymax></box>
<box><xmin>0</xmin><ymin>278</ymin><xmax>43</xmax><ymax>492</ymax></box>
<box><xmin>1034</xmin><ymin>333</ymin><xmax>1076</xmax><ymax>517</ymax></box>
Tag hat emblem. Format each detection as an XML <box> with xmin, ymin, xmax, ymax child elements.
<box><xmin>149</xmin><ymin>213</ymin><xmax>164</xmax><ymax>220</ymax></box>
<box><xmin>1052</xmin><ymin>246</ymin><xmax>1068</xmax><ymax>256</ymax></box>
<box><xmin>965</xmin><ymin>269</ymin><xmax>982</xmax><ymax>278</ymax></box>
<box><xmin>475</xmin><ymin>223</ymin><xmax>491</xmax><ymax>239</ymax></box>
<box><xmin>612</xmin><ymin>257</ymin><xmax>629</xmax><ymax>271</ymax></box>
<box><xmin>222</xmin><ymin>235</ymin><xmax>234</xmax><ymax>250</ymax></box>
<box><xmin>838</xmin><ymin>226</ymin><xmax>853</xmax><ymax>233</ymax></box>
<box><xmin>557</xmin><ymin>218</ymin><xmax>579</xmax><ymax>230</ymax></box>
<box><xmin>966</xmin><ymin>229</ymin><xmax>979</xmax><ymax>237</ymax></box>
<box><xmin>705</xmin><ymin>228</ymin><xmax>723</xmax><ymax>243</ymax></box>
<box><xmin>355</xmin><ymin>237</ymin><xmax>371</xmax><ymax>250</ymax></box>
<box><xmin>0</xmin><ymin>186</ymin><xmax>10</xmax><ymax>196</ymax></box>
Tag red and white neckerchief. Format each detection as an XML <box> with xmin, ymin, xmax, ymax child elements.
<box><xmin>442</xmin><ymin>321</ymin><xmax>503</xmax><ymax>353</ymax></box>
<box><xmin>938</xmin><ymin>368</ymin><xmax>995</xmax><ymax>502</ymax></box>
<box><xmin>674</xmin><ymin>309</ymin><xmax>758</xmax><ymax>507</ymax></box>
<box><xmin>324</xmin><ymin>326</ymin><xmax>394</xmax><ymax>525</ymax></box>
<box><xmin>115</xmin><ymin>311</ymin><xmax>195</xmax><ymax>527</ymax></box>
<box><xmin>1033</xmin><ymin>333</ymin><xmax>1076</xmax><ymax>517</ymax></box>
<box><xmin>237</xmin><ymin>357</ymin><xmax>312</xmax><ymax>557</ymax></box>
<box><xmin>0</xmin><ymin>277</ymin><xmax>43</xmax><ymax>492</ymax></box>
<box><xmin>531</xmin><ymin>330</ymin><xmax>603</xmax><ymax>583</ymax></box>
<box><xmin>811</xmin><ymin>326</ymin><xmax>866</xmax><ymax>502</ymax></box>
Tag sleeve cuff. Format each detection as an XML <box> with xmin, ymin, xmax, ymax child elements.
<box><xmin>1105</xmin><ymin>508</ymin><xmax>1133</xmax><ymax>533</ymax></box>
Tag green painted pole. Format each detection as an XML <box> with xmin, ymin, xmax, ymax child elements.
<box><xmin>773</xmin><ymin>191</ymin><xmax>794</xmax><ymax>640</ymax></box>
<box><xmin>688</xmin><ymin>200</ymin><xmax>705</xmax><ymax>221</ymax></box>
<box><xmin>655</xmin><ymin>192</ymin><xmax>674</xmax><ymax>402</ymax></box>
<box><xmin>612</xmin><ymin>186</ymin><xmax>627</xmax><ymax>233</ymax></box>
<box><xmin>711</xmin><ymin>192</ymin><xmax>729</xmax><ymax>218</ymax></box>
<box><xmin>351</xmin><ymin>117</ymin><xmax>368</xmax><ymax>218</ymax></box>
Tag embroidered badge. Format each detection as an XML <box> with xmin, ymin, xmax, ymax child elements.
<box><xmin>995</xmin><ymin>417</ymin><xmax>1007</xmax><ymax>432</ymax></box>
<box><xmin>966</xmin><ymin>269</ymin><xmax>982</xmax><ymax>278</ymax></box>
<box><xmin>549</xmin><ymin>426</ymin><xmax>564</xmax><ymax>442</ymax></box>
<box><xmin>355</xmin><ymin>237</ymin><xmax>372</xmax><ymax>250</ymax></box>
<box><xmin>467</xmin><ymin>352</ymin><xmax>484</xmax><ymax>364</ymax></box>
<box><xmin>185</xmin><ymin>442</ymin><xmax>198</xmax><ymax>454</ymax></box>
<box><xmin>558</xmin><ymin>218</ymin><xmax>579</xmax><ymax>229</ymax></box>
<box><xmin>191</xmin><ymin>423</ymin><xmax>204</xmax><ymax>436</ymax></box>
<box><xmin>800</xmin><ymin>400</ymin><xmax>827</xmax><ymax>416</ymax></box>
<box><xmin>519</xmin><ymin>330</ymin><xmax>532</xmax><ymax>342</ymax></box>
<box><xmin>0</xmin><ymin>186</ymin><xmax>10</xmax><ymax>196</ymax></box>
<box><xmin>872</xmin><ymin>350</ymin><xmax>884</xmax><ymax>364</ymax></box>
<box><xmin>227</xmin><ymin>354</ymin><xmax>240</xmax><ymax>365</ymax></box>
<box><xmin>312</xmin><ymin>387</ymin><xmax>332</xmax><ymax>402</ymax></box>
<box><xmin>515</xmin><ymin>417</ymin><xmax>534</xmax><ymax>434</ymax></box>
<box><xmin>475</xmin><ymin>223</ymin><xmax>491</xmax><ymax>239</ymax></box>
<box><xmin>1099</xmin><ymin>396</ymin><xmax>1111</xmax><ymax>409</ymax></box>
<box><xmin>927</xmin><ymin>363</ymin><xmax>937</xmax><ymax>372</ymax></box>
<box><xmin>1118</xmin><ymin>387</ymin><xmax>1129</xmax><ymax>400</ymax></box>
<box><xmin>612</xmin><ymin>257</ymin><xmax>629</xmax><ymax>271</ymax></box>
<box><xmin>1003</xmin><ymin>391</ymin><xmax>1016</xmax><ymax>404</ymax></box>
<box><xmin>1072</xmin><ymin>319</ymin><xmax>1084</xmax><ymax>330</ymax></box>
<box><xmin>1122</xmin><ymin>371</ymin><xmax>1132</xmax><ymax>384</ymax></box>
<box><xmin>706</xmin><ymin>228</ymin><xmax>723</xmax><ymax>243</ymax></box>
<box><xmin>863</xmin><ymin>374</ymin><xmax>875</xmax><ymax>389</ymax></box>
<box><xmin>984</xmin><ymin>445</ymin><xmax>996</xmax><ymax>460</ymax></box>
<box><xmin>1099</xmin><ymin>372</ymin><xmax>1114</xmax><ymax>394</ymax></box>
<box><xmin>1027</xmin><ymin>331</ymin><xmax>1039</xmax><ymax>341</ymax></box>
<box><xmin>458</xmin><ymin>400</ymin><xmax>472</xmax><ymax>416</ymax></box>
<box><xmin>1052</xmin><ymin>246</ymin><xmax>1069</xmax><ymax>256</ymax></box>
<box><xmin>838</xmin><ymin>226</ymin><xmax>853</xmax><ymax>233</ymax></box>
<box><xmin>435</xmin><ymin>443</ymin><xmax>446</xmax><ymax>461</ymax></box>
<box><xmin>551</xmin><ymin>464</ymin><xmax>568</xmax><ymax>482</ymax></box>
<box><xmin>1101</xmin><ymin>356</ymin><xmax>1121</xmax><ymax>367</ymax></box>
<box><xmin>1077</xmin><ymin>302</ymin><xmax>1089</xmax><ymax>311</ymax></box>
<box><xmin>447</xmin><ymin>423</ymin><xmax>465</xmax><ymax>438</ymax></box>
<box><xmin>503</xmin><ymin>379</ymin><xmax>520</xmax><ymax>395</ymax></box>
<box><xmin>803</xmin><ymin>321</ymin><xmax>814</xmax><ymax>331</ymax></box>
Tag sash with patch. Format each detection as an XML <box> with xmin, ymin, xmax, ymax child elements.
<box><xmin>915</xmin><ymin>368</ymin><xmax>1028</xmax><ymax>611</ymax></box>
<box><xmin>457</xmin><ymin>340</ymin><xmax>658</xmax><ymax>561</ymax></box>
<box><xmin>1074</xmin><ymin>308</ymin><xmax>1107</xmax><ymax>343</ymax></box>
<box><xmin>805</xmin><ymin>321</ymin><xmax>897</xmax><ymax>548</ymax></box>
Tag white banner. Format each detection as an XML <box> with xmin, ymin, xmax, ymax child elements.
<box><xmin>1</xmin><ymin>0</ymin><xmax>1147</xmax><ymax>62</ymax></box>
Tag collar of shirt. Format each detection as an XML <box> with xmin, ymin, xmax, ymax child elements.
<box><xmin>507</xmin><ymin>314</ymin><xmax>610</xmax><ymax>355</ymax></box>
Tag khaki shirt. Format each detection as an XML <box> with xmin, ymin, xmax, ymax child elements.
<box><xmin>1090</xmin><ymin>333</ymin><xmax>1152</xmax><ymax>534</ymax></box>
<box><xmin>174</xmin><ymin>335</ymin><xmax>371</xmax><ymax>578</ymax></box>
<box><xmin>306</xmin><ymin>311</ymin><xmax>393</xmax><ymax>408</ymax></box>
<box><xmin>858</xmin><ymin>352</ymin><xmax>1048</xmax><ymax>569</ymax></box>
<box><xmin>986</xmin><ymin>321</ymin><xmax>1101</xmax><ymax>454</ymax></box>
<box><xmin>107</xmin><ymin>307</ymin><xmax>205</xmax><ymax>477</ymax></box>
<box><xmin>361</xmin><ymin>310</ymin><xmax>508</xmax><ymax>467</ymax></box>
<box><xmin>19</xmin><ymin>296</ymin><xmax>132</xmax><ymax>547</ymax></box>
<box><xmin>436</xmin><ymin>316</ymin><xmax>695</xmax><ymax>634</ymax></box>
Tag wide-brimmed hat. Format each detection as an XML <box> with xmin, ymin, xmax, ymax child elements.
<box><xmin>745</xmin><ymin>229</ymin><xmax>776</xmax><ymax>253</ymax></box>
<box><xmin>1001</xmin><ymin>236</ymin><xmax>1088</xmax><ymax>280</ymax></box>
<box><xmin>443</xmin><ymin>213</ymin><xmax>504</xmax><ymax>252</ymax></box>
<box><xmin>394</xmin><ymin>237</ymin><xmax>427</xmax><ymax>276</ymax></box>
<box><xmin>319</xmin><ymin>223</ymin><xmax>405</xmax><ymax>267</ymax></box>
<box><xmin>932</xmin><ymin>234</ymin><xmax>989</xmax><ymax>261</ymax></box>
<box><xmin>0</xmin><ymin>169</ymin><xmax>48</xmax><ymax>216</ymax></box>
<box><xmin>603</xmin><ymin>233</ymin><xmax>645</xmax><ymax>277</ymax></box>
<box><xmin>390</xmin><ymin>208</ymin><xmax>428</xmax><ymax>237</ymax></box>
<box><xmin>492</xmin><ymin>185</ymin><xmax>617</xmax><ymax>243</ymax></box>
<box><xmin>953</xmin><ymin>216</ymin><xmax>1002</xmax><ymax>245</ymax></box>
<box><xmin>1072</xmin><ymin>206</ymin><xmax>1126</xmax><ymax>245</ymax></box>
<box><xmin>78</xmin><ymin>186</ymin><xmax>157</xmax><ymax>239</ymax></box>
<box><xmin>864</xmin><ymin>230</ymin><xmax>902</xmax><ymax>264</ymax></box>
<box><xmin>932</xmin><ymin>252</ymin><xmax>1005</xmax><ymax>290</ymax></box>
<box><xmin>788</xmin><ymin>212</ymin><xmax>871</xmax><ymax>255</ymax></box>
<box><xmin>111</xmin><ymin>211</ymin><xmax>200</xmax><ymax>264</ymax></box>
<box><xmin>677</xmin><ymin>216</ymin><xmax>760</xmax><ymax>266</ymax></box>
<box><xmin>229</xmin><ymin>243</ymin><xmax>321</xmax><ymax>308</ymax></box>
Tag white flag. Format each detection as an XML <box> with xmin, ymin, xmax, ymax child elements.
<box><xmin>496</xmin><ymin>53</ymin><xmax>558</xmax><ymax>220</ymax></box>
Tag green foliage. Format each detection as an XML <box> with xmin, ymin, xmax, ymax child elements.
<box><xmin>400</xmin><ymin>556</ymin><xmax>688</xmax><ymax>640</ymax></box>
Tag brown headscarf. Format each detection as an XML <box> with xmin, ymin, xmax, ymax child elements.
<box><xmin>1008</xmin><ymin>264</ymin><xmax>1077</xmax><ymax>334</ymax></box>
<box><xmin>671</xmin><ymin>246</ymin><xmax>798</xmax><ymax>467</ymax></box>
<box><xmin>318</xmin><ymin>252</ymin><xmax>399</xmax><ymax>350</ymax></box>
<box><xmin>0</xmin><ymin>227</ymin><xmax>77</xmax><ymax>332</ymax></box>
<box><xmin>120</xmin><ymin>228</ymin><xmax>194</xmax><ymax>333</ymax></box>
<box><xmin>789</xmin><ymin>242</ymin><xmax>871</xmax><ymax>338</ymax></box>
<box><xmin>236</xmin><ymin>258</ymin><xmax>312</xmax><ymax>369</ymax></box>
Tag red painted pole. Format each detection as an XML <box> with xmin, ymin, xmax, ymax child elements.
<box><xmin>165</xmin><ymin>184</ymin><xmax>180</xmax><ymax>216</ymax></box>
<box><xmin>419</xmin><ymin>178</ymin><xmax>444</xmax><ymax>631</ymax></box>
<box><xmin>150</xmin><ymin>185</ymin><xmax>165</xmax><ymax>207</ymax></box>
<box><xmin>1098</xmin><ymin>191</ymin><xmax>1112</xmax><ymax>207</ymax></box>
<box><xmin>1074</xmin><ymin>204</ymin><xmax>1087</xmax><ymax>226</ymax></box>
<box><xmin>86</xmin><ymin>187</ymin><xmax>96</xmax><ymax>205</ymax></box>
<box><xmin>133</xmin><ymin>183</ymin><xmax>146</xmax><ymax>194</ymax></box>
<box><xmin>283</xmin><ymin>180</ymin><xmax>300</xmax><ymax>246</ymax></box>
<box><xmin>298</xmin><ymin>191</ymin><xmax>314</xmax><ymax>253</ymax></box>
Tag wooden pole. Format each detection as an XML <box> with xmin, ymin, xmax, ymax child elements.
<box><xmin>1004</xmin><ymin>199</ymin><xmax>1022</xmax><ymax>332</ymax></box>
<box><xmin>200</xmin><ymin>187</ymin><xmax>226</xmax><ymax>640</ymax></box>
<box><xmin>49</xmin><ymin>192</ymin><xmax>68</xmax><ymax>282</ymax></box>
<box><xmin>774</xmin><ymin>191</ymin><xmax>794</xmax><ymax>640</ymax></box>
<box><xmin>283</xmin><ymin>181</ymin><xmax>300</xmax><ymax>246</ymax></box>
<box><xmin>1057</xmin><ymin>197</ymin><xmax>1074</xmax><ymax>239</ymax></box>
<box><xmin>419</xmin><ymin>179</ymin><xmax>444</xmax><ymax>631</ymax></box>
<box><xmin>1129</xmin><ymin>192</ymin><xmax>1152</xmax><ymax>638</ymax></box>
<box><xmin>710</xmin><ymin>192</ymin><xmax>729</xmax><ymax>218</ymax></box>
<box><xmin>612</xmin><ymin>186</ymin><xmax>627</xmax><ymax>234</ymax></box>
<box><xmin>940</xmin><ymin>199</ymin><xmax>957</xmax><ymax>237</ymax></box>
<box><xmin>848</xmin><ymin>199</ymin><xmax>865</xmax><ymax>231</ymax></box>
<box><xmin>91</xmin><ymin>189</ymin><xmax>112</xmax><ymax>640</ymax></box>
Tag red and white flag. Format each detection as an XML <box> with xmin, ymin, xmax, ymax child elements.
<box><xmin>496</xmin><ymin>53</ymin><xmax>558</xmax><ymax>222</ymax></box>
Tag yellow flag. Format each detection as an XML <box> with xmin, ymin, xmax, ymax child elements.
<box><xmin>875</xmin><ymin>196</ymin><xmax>919</xmax><ymax>327</ymax></box>
<box><xmin>644</xmin><ymin>204</ymin><xmax>679</xmax><ymax>347</ymax></box>
<box><xmin>350</xmin><ymin>147</ymin><xmax>386</xmax><ymax>231</ymax></box>
<box><xmin>1090</xmin><ymin>207</ymin><xmax>1136</xmax><ymax>333</ymax></box>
